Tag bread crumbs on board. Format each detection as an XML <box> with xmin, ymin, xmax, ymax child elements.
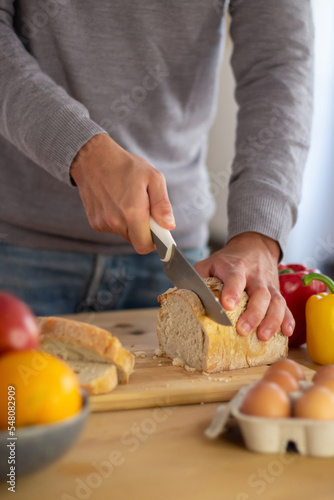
<box><xmin>172</xmin><ymin>358</ymin><xmax>185</xmax><ymax>367</ymax></box>
<box><xmin>184</xmin><ymin>365</ymin><xmax>196</xmax><ymax>372</ymax></box>
<box><xmin>134</xmin><ymin>351</ymin><xmax>146</xmax><ymax>358</ymax></box>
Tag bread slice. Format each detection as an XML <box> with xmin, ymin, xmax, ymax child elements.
<box><xmin>54</xmin><ymin>359</ymin><xmax>118</xmax><ymax>396</ymax></box>
<box><xmin>38</xmin><ymin>317</ymin><xmax>135</xmax><ymax>390</ymax></box>
<box><xmin>156</xmin><ymin>277</ymin><xmax>288</xmax><ymax>373</ymax></box>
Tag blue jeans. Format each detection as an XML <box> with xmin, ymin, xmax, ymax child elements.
<box><xmin>0</xmin><ymin>243</ymin><xmax>209</xmax><ymax>316</ymax></box>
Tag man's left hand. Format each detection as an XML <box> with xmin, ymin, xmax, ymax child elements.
<box><xmin>194</xmin><ymin>232</ymin><xmax>294</xmax><ymax>341</ymax></box>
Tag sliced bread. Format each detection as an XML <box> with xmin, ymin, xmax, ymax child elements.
<box><xmin>51</xmin><ymin>358</ymin><xmax>118</xmax><ymax>396</ymax></box>
<box><xmin>156</xmin><ymin>277</ymin><xmax>288</xmax><ymax>373</ymax></box>
<box><xmin>38</xmin><ymin>317</ymin><xmax>135</xmax><ymax>391</ymax></box>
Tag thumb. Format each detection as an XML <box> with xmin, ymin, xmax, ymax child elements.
<box><xmin>148</xmin><ymin>175</ymin><xmax>175</xmax><ymax>230</ymax></box>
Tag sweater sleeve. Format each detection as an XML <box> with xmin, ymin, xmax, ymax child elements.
<box><xmin>227</xmin><ymin>0</ymin><xmax>314</xmax><ymax>254</ymax></box>
<box><xmin>0</xmin><ymin>1</ymin><xmax>106</xmax><ymax>185</ymax></box>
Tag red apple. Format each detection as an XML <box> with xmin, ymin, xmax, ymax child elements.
<box><xmin>0</xmin><ymin>292</ymin><xmax>39</xmax><ymax>355</ymax></box>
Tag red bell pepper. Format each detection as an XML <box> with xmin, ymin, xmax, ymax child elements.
<box><xmin>278</xmin><ymin>264</ymin><xmax>327</xmax><ymax>348</ymax></box>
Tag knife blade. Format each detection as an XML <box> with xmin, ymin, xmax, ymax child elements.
<box><xmin>150</xmin><ymin>216</ymin><xmax>232</xmax><ymax>326</ymax></box>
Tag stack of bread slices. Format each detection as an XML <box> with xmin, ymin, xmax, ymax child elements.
<box><xmin>38</xmin><ymin>317</ymin><xmax>135</xmax><ymax>395</ymax></box>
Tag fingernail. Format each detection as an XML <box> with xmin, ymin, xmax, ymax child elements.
<box><xmin>286</xmin><ymin>324</ymin><xmax>294</xmax><ymax>337</ymax></box>
<box><xmin>262</xmin><ymin>329</ymin><xmax>272</xmax><ymax>341</ymax></box>
<box><xmin>225</xmin><ymin>297</ymin><xmax>236</xmax><ymax>309</ymax></box>
<box><xmin>164</xmin><ymin>215</ymin><xmax>175</xmax><ymax>227</ymax></box>
<box><xmin>240</xmin><ymin>321</ymin><xmax>252</xmax><ymax>335</ymax></box>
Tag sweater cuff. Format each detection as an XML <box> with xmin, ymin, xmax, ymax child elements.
<box><xmin>35</xmin><ymin>103</ymin><xmax>107</xmax><ymax>186</ymax></box>
<box><xmin>227</xmin><ymin>193</ymin><xmax>295</xmax><ymax>259</ymax></box>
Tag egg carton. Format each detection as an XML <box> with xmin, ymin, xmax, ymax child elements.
<box><xmin>205</xmin><ymin>381</ymin><xmax>334</xmax><ymax>458</ymax></box>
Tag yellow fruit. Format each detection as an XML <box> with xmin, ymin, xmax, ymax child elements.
<box><xmin>0</xmin><ymin>350</ymin><xmax>82</xmax><ymax>428</ymax></box>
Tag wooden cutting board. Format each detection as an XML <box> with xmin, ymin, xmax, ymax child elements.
<box><xmin>67</xmin><ymin>309</ymin><xmax>316</xmax><ymax>413</ymax></box>
<box><xmin>89</xmin><ymin>348</ymin><xmax>315</xmax><ymax>412</ymax></box>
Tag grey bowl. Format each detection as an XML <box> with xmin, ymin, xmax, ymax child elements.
<box><xmin>0</xmin><ymin>390</ymin><xmax>89</xmax><ymax>480</ymax></box>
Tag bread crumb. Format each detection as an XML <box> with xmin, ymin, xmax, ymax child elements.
<box><xmin>134</xmin><ymin>351</ymin><xmax>146</xmax><ymax>358</ymax></box>
<box><xmin>172</xmin><ymin>357</ymin><xmax>185</xmax><ymax>367</ymax></box>
<box><xmin>154</xmin><ymin>348</ymin><xmax>163</xmax><ymax>356</ymax></box>
<box><xmin>202</xmin><ymin>372</ymin><xmax>209</xmax><ymax>376</ymax></box>
<box><xmin>204</xmin><ymin>376</ymin><xmax>228</xmax><ymax>382</ymax></box>
<box><xmin>184</xmin><ymin>365</ymin><xmax>196</xmax><ymax>373</ymax></box>
<box><xmin>153</xmin><ymin>355</ymin><xmax>157</xmax><ymax>360</ymax></box>
<box><xmin>158</xmin><ymin>363</ymin><xmax>163</xmax><ymax>367</ymax></box>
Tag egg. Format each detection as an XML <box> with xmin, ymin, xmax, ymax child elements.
<box><xmin>312</xmin><ymin>365</ymin><xmax>334</xmax><ymax>383</ymax></box>
<box><xmin>294</xmin><ymin>386</ymin><xmax>334</xmax><ymax>420</ymax></box>
<box><xmin>262</xmin><ymin>369</ymin><xmax>299</xmax><ymax>394</ymax></box>
<box><xmin>265</xmin><ymin>358</ymin><xmax>305</xmax><ymax>381</ymax></box>
<box><xmin>314</xmin><ymin>377</ymin><xmax>334</xmax><ymax>395</ymax></box>
<box><xmin>240</xmin><ymin>381</ymin><xmax>291</xmax><ymax>418</ymax></box>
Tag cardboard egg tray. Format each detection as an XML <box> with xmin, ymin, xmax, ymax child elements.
<box><xmin>205</xmin><ymin>381</ymin><xmax>334</xmax><ymax>458</ymax></box>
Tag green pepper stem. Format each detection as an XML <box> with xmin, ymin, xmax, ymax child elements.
<box><xmin>278</xmin><ymin>269</ymin><xmax>294</xmax><ymax>275</ymax></box>
<box><xmin>302</xmin><ymin>272</ymin><xmax>334</xmax><ymax>294</ymax></box>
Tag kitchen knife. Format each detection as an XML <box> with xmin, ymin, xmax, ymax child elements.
<box><xmin>150</xmin><ymin>216</ymin><xmax>232</xmax><ymax>326</ymax></box>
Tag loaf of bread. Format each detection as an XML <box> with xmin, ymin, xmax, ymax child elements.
<box><xmin>38</xmin><ymin>316</ymin><xmax>135</xmax><ymax>395</ymax></box>
<box><xmin>156</xmin><ymin>277</ymin><xmax>288</xmax><ymax>373</ymax></box>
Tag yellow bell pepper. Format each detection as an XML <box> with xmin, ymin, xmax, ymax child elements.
<box><xmin>302</xmin><ymin>272</ymin><xmax>334</xmax><ymax>365</ymax></box>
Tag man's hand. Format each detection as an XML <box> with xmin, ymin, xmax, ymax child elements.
<box><xmin>194</xmin><ymin>232</ymin><xmax>294</xmax><ymax>341</ymax></box>
<box><xmin>70</xmin><ymin>134</ymin><xmax>175</xmax><ymax>253</ymax></box>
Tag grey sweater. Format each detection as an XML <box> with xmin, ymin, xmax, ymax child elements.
<box><xmin>0</xmin><ymin>0</ymin><xmax>313</xmax><ymax>254</ymax></box>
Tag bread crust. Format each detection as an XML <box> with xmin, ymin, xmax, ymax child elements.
<box><xmin>156</xmin><ymin>277</ymin><xmax>288</xmax><ymax>373</ymax></box>
<box><xmin>38</xmin><ymin>316</ymin><xmax>135</xmax><ymax>384</ymax></box>
<box><xmin>79</xmin><ymin>365</ymin><xmax>118</xmax><ymax>395</ymax></box>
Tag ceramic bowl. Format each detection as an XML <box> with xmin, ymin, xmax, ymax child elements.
<box><xmin>0</xmin><ymin>390</ymin><xmax>89</xmax><ymax>480</ymax></box>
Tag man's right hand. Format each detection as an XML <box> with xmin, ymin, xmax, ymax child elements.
<box><xmin>70</xmin><ymin>134</ymin><xmax>175</xmax><ymax>254</ymax></box>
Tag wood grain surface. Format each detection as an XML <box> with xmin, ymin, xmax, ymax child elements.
<box><xmin>1</xmin><ymin>309</ymin><xmax>333</xmax><ymax>500</ymax></box>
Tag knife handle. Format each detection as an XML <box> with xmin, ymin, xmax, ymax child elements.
<box><xmin>149</xmin><ymin>216</ymin><xmax>176</xmax><ymax>262</ymax></box>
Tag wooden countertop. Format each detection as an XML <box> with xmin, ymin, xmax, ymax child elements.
<box><xmin>2</xmin><ymin>308</ymin><xmax>334</xmax><ymax>500</ymax></box>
